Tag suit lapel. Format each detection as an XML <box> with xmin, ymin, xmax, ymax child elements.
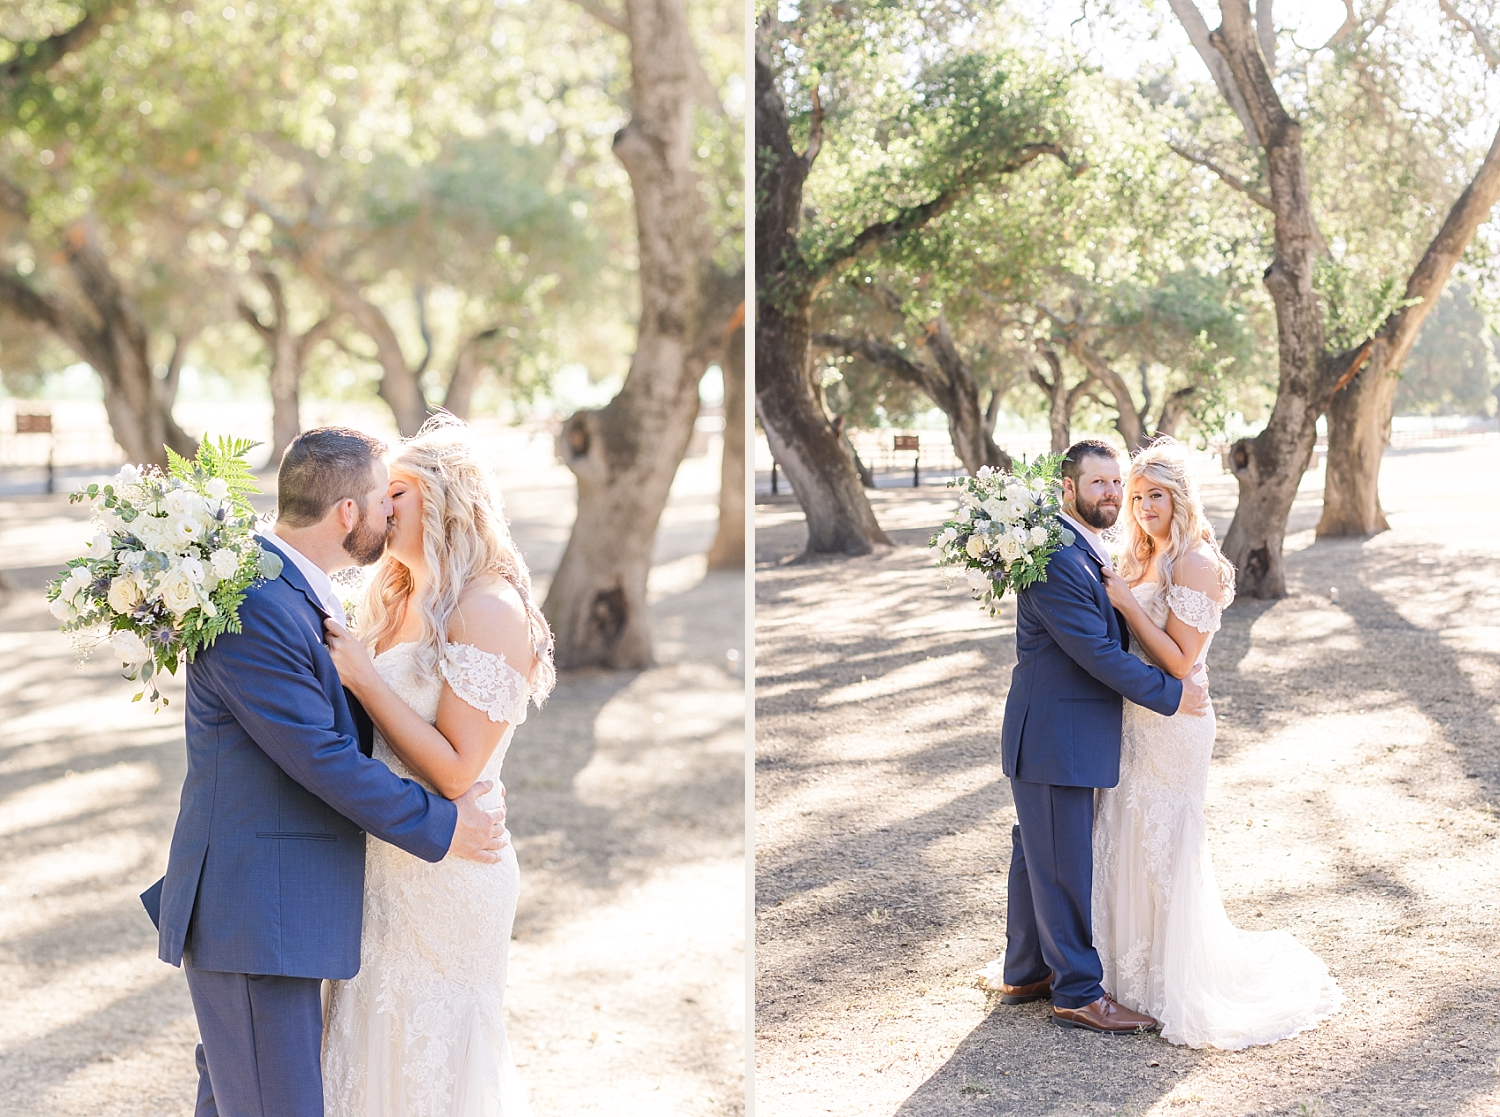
<box><xmin>258</xmin><ymin>535</ymin><xmax>330</xmax><ymax>624</ymax></box>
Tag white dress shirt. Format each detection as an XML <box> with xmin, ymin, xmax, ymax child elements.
<box><xmin>265</xmin><ymin>528</ymin><xmax>348</xmax><ymax>628</ymax></box>
<box><xmin>1060</xmin><ymin>511</ymin><xmax>1114</xmax><ymax>571</ymax></box>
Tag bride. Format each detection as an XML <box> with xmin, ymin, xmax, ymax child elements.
<box><xmin>320</xmin><ymin>417</ymin><xmax>555</xmax><ymax>1115</ymax></box>
<box><xmin>1095</xmin><ymin>437</ymin><xmax>1342</xmax><ymax>1049</ymax></box>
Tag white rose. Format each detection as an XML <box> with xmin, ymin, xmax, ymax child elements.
<box><xmin>180</xmin><ymin>556</ymin><xmax>206</xmax><ymax>584</ymax></box>
<box><xmin>210</xmin><ymin>548</ymin><xmax>240</xmax><ymax>578</ymax></box>
<box><xmin>956</xmin><ymin>507</ymin><xmax>972</xmax><ymax>524</ymax></box>
<box><xmin>965</xmin><ymin>567</ymin><xmax>991</xmax><ymax>592</ymax></box>
<box><xmin>163</xmin><ymin>487</ymin><xmax>206</xmax><ymax>519</ymax></box>
<box><xmin>109</xmin><ymin>628</ymin><xmax>151</xmax><ymax>668</ymax></box>
<box><xmin>1000</xmin><ymin>536</ymin><xmax>1023</xmax><ymax>562</ymax></box>
<box><xmin>48</xmin><ymin>595</ymin><xmax>75</xmax><ymax>621</ymax></box>
<box><xmin>107</xmin><ymin>575</ymin><xmax>144</xmax><ymax>614</ymax></box>
<box><xmin>976</xmin><ymin>466</ymin><xmax>993</xmax><ymax>479</ymax></box>
<box><xmin>964</xmin><ymin>535</ymin><xmax>988</xmax><ymax>559</ymax></box>
<box><xmin>981</xmin><ymin>498</ymin><xmax>1007</xmax><ymax>522</ymax></box>
<box><xmin>135</xmin><ymin>516</ymin><xmax>170</xmax><ymax>550</ymax></box>
<box><xmin>84</xmin><ymin>531</ymin><xmax>114</xmax><ymax>559</ymax></box>
<box><xmin>204</xmin><ymin>477</ymin><xmax>229</xmax><ymax>502</ymax></box>
<box><xmin>114</xmin><ymin>463</ymin><xmax>142</xmax><ymax>488</ymax></box>
<box><xmin>1030</xmin><ymin>525</ymin><xmax>1050</xmax><ymax>547</ymax></box>
<box><xmin>157</xmin><ymin>570</ymin><xmax>199</xmax><ymax>617</ymax></box>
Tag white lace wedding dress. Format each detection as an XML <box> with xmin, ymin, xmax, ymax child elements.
<box><xmin>324</xmin><ymin>641</ymin><xmax>533</xmax><ymax>1116</ymax></box>
<box><xmin>1092</xmin><ymin>581</ymin><xmax>1343</xmax><ymax>1049</ymax></box>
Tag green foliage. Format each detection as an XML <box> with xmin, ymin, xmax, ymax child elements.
<box><xmin>1397</xmin><ymin>284</ymin><xmax>1500</xmax><ymax>416</ymax></box>
<box><xmin>1314</xmin><ymin>257</ymin><xmax>1421</xmax><ymax>353</ymax></box>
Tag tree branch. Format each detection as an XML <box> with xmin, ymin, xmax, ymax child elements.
<box><xmin>563</xmin><ymin>0</ymin><xmax>626</xmax><ymax>33</ymax></box>
<box><xmin>803</xmin><ymin>85</ymin><xmax>824</xmax><ymax>167</ymax></box>
<box><xmin>1165</xmin><ymin>0</ymin><xmax>1260</xmax><ymax>148</ymax></box>
<box><xmin>1255</xmin><ymin>0</ymin><xmax>1276</xmax><ymax>74</ymax></box>
<box><xmin>1437</xmin><ymin>0</ymin><xmax>1500</xmax><ymax>70</ymax></box>
<box><xmin>817</xmin><ymin>144</ymin><xmax>1067</xmax><ymax>275</ymax></box>
<box><xmin>1168</xmin><ymin>143</ymin><xmax>1273</xmax><ymax>210</ymax></box>
<box><xmin>0</xmin><ymin>2</ymin><xmax>130</xmax><ymax>93</ymax></box>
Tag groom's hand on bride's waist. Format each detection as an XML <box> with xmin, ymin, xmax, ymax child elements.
<box><xmin>448</xmin><ymin>778</ymin><xmax>510</xmax><ymax>863</ymax></box>
<box><xmin>1175</xmin><ymin>669</ymin><xmax>1210</xmax><ymax>717</ymax></box>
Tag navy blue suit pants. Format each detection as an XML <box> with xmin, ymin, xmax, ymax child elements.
<box><xmin>1004</xmin><ymin>779</ymin><xmax>1105</xmax><ymax>1009</ymax></box>
<box><xmin>182</xmin><ymin>953</ymin><xmax>324</xmax><ymax>1117</ymax></box>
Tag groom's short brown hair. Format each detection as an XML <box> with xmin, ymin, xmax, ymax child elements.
<box><xmin>276</xmin><ymin>427</ymin><xmax>387</xmax><ymax>527</ymax></box>
<box><xmin>1061</xmin><ymin>439</ymin><xmax>1119</xmax><ymax>487</ymax></box>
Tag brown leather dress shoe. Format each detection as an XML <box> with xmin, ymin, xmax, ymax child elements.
<box><xmin>998</xmin><ymin>974</ymin><xmax>1054</xmax><ymax>1005</ymax></box>
<box><xmin>1052</xmin><ymin>994</ymin><xmax>1158</xmax><ymax>1034</ymax></box>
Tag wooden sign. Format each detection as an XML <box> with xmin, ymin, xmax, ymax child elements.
<box><xmin>16</xmin><ymin>413</ymin><xmax>52</xmax><ymax>434</ymax></box>
<box><xmin>893</xmin><ymin>434</ymin><xmax>919</xmax><ymax>452</ymax></box>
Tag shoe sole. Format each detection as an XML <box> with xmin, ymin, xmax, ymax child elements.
<box><xmin>1052</xmin><ymin>1014</ymin><xmax>1157</xmax><ymax>1034</ymax></box>
<box><xmin>1000</xmin><ymin>992</ymin><xmax>1050</xmax><ymax>1005</ymax></box>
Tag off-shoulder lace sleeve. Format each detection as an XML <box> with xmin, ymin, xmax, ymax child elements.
<box><xmin>1167</xmin><ymin>583</ymin><xmax>1225</xmax><ymax>634</ymax></box>
<box><xmin>440</xmin><ymin>642</ymin><xmax>529</xmax><ymax>724</ymax></box>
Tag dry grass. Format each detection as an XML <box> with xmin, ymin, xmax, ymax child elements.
<box><xmin>755</xmin><ymin>437</ymin><xmax>1500</xmax><ymax>1117</ymax></box>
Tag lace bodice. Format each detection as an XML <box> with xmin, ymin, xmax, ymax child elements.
<box><xmin>1130</xmin><ymin>581</ymin><xmax>1230</xmax><ymax>666</ymax></box>
<box><xmin>370</xmin><ymin>640</ymin><xmax>529</xmax><ymax>787</ymax></box>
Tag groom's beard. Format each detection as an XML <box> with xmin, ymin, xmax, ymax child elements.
<box><xmin>343</xmin><ymin>513</ymin><xmax>388</xmax><ymax>567</ymax></box>
<box><xmin>1074</xmin><ymin>492</ymin><xmax>1120</xmax><ymax>530</ymax></box>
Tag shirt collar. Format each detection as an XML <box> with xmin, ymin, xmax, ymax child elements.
<box><xmin>1060</xmin><ymin>511</ymin><xmax>1113</xmax><ymax>570</ymax></box>
<box><xmin>264</xmin><ymin>527</ymin><xmax>346</xmax><ymax>626</ymax></box>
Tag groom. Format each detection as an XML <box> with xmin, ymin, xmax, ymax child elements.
<box><xmin>141</xmin><ymin>427</ymin><xmax>508</xmax><ymax>1117</ymax></box>
<box><xmin>997</xmin><ymin>439</ymin><xmax>1208</xmax><ymax>1033</ymax></box>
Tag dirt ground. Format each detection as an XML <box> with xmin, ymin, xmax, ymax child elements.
<box><xmin>0</xmin><ymin>434</ymin><xmax>746</xmax><ymax>1116</ymax></box>
<box><xmin>755</xmin><ymin>436</ymin><xmax>1500</xmax><ymax>1117</ymax></box>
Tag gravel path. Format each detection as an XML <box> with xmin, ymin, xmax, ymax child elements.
<box><xmin>755</xmin><ymin>437</ymin><xmax>1500</xmax><ymax>1117</ymax></box>
<box><xmin>0</xmin><ymin>442</ymin><xmax>745</xmax><ymax>1117</ymax></box>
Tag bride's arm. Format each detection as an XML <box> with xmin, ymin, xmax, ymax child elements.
<box><xmin>1101</xmin><ymin>552</ymin><xmax>1217</xmax><ymax>679</ymax></box>
<box><xmin>325</xmin><ymin>591</ymin><xmax>533</xmax><ymax>798</ymax></box>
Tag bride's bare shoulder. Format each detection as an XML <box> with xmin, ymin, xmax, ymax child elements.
<box><xmin>1172</xmin><ymin>547</ymin><xmax>1225</xmax><ymax>595</ymax></box>
<box><xmin>447</xmin><ymin>577</ymin><xmax>531</xmax><ymax>662</ymax></box>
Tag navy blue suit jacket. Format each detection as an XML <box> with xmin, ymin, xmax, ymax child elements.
<box><xmin>141</xmin><ymin>536</ymin><xmax>458</xmax><ymax>979</ymax></box>
<box><xmin>1001</xmin><ymin>532</ymin><xmax>1183</xmax><ymax>788</ymax></box>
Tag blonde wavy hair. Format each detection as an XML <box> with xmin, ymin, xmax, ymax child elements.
<box><xmin>1118</xmin><ymin>437</ymin><xmax>1235</xmax><ymax>607</ymax></box>
<box><xmin>358</xmin><ymin>415</ymin><xmax>556</xmax><ymax>704</ymax></box>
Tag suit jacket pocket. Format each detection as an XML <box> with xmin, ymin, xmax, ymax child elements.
<box><xmin>256</xmin><ymin>831</ymin><xmax>337</xmax><ymax>841</ymax></box>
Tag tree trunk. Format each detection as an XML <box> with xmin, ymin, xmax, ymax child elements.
<box><xmin>442</xmin><ymin>327</ymin><xmax>499</xmax><ymax>420</ymax></box>
<box><xmin>754</xmin><ymin>28</ymin><xmax>889</xmax><ymax>554</ymax></box>
<box><xmin>1319</xmin><ymin>119</ymin><xmax>1500</xmax><ymax>536</ymax></box>
<box><xmin>1063</xmin><ymin>336</ymin><xmax>1148</xmax><ymax>450</ymax></box>
<box><xmin>922</xmin><ymin>317</ymin><xmax>1013</xmax><ymax>472</ymax></box>
<box><xmin>1030</xmin><ymin>348</ymin><xmax>1093</xmax><ymax>453</ymax></box>
<box><xmin>543</xmin><ymin>0</ymin><xmax>736</xmax><ymax>669</ymax></box>
<box><xmin>812</xmin><ymin>320</ymin><xmax>1012</xmax><ymax>476</ymax></box>
<box><xmin>758</xmin><ymin>302</ymin><xmax>891</xmax><ymax>552</ymax></box>
<box><xmin>292</xmin><ymin>251</ymin><xmax>431</xmax><ymax>436</ymax></box>
<box><xmin>705</xmin><ymin>316</ymin><xmax>745</xmax><ymax>570</ymax></box>
<box><xmin>238</xmin><ymin>264</ymin><xmax>335</xmax><ymax>466</ymax></box>
<box><xmin>1196</xmin><ymin>5</ymin><xmax>1327</xmax><ymax>598</ymax></box>
<box><xmin>0</xmin><ymin>221</ymin><xmax>194</xmax><ymax>466</ymax></box>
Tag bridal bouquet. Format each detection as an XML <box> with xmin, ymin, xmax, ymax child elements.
<box><xmin>46</xmin><ymin>437</ymin><xmax>283</xmax><ymax>708</ymax></box>
<box><xmin>929</xmin><ymin>454</ymin><xmax>1076</xmax><ymax>615</ymax></box>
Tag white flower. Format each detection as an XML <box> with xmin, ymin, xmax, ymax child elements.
<box><xmin>48</xmin><ymin>595</ymin><xmax>75</xmax><ymax>621</ymax></box>
<box><xmin>1030</xmin><ymin>526</ymin><xmax>1050</xmax><ymax>547</ymax></box>
<box><xmin>976</xmin><ymin>466</ymin><xmax>993</xmax><ymax>479</ymax></box>
<box><xmin>956</xmin><ymin>508</ymin><xmax>972</xmax><ymax>524</ymax></box>
<box><xmin>109</xmin><ymin>628</ymin><xmax>151</xmax><ymax>668</ymax></box>
<box><xmin>169</xmin><ymin>516</ymin><xmax>203</xmax><ymax>547</ymax></box>
<box><xmin>210</xmin><ymin>548</ymin><xmax>240</xmax><ymax>578</ymax></box>
<box><xmin>965</xmin><ymin>535</ymin><xmax>988</xmax><ymax>559</ymax></box>
<box><xmin>107</xmin><ymin>575</ymin><xmax>144</xmax><ymax>614</ymax></box>
<box><xmin>965</xmin><ymin>567</ymin><xmax>990</xmax><ymax>592</ymax></box>
<box><xmin>114</xmin><ymin>464</ymin><xmax>141</xmax><ymax>488</ymax></box>
<box><xmin>163</xmin><ymin>488</ymin><xmax>207</xmax><ymax>520</ymax></box>
<box><xmin>999</xmin><ymin>536</ymin><xmax>1024</xmax><ymax>562</ymax></box>
<box><xmin>84</xmin><ymin>531</ymin><xmax>114</xmax><ymax>559</ymax></box>
<box><xmin>204</xmin><ymin>477</ymin><xmax>229</xmax><ymax>502</ymax></box>
<box><xmin>135</xmin><ymin>516</ymin><xmax>172</xmax><ymax>552</ymax></box>
<box><xmin>62</xmin><ymin>566</ymin><xmax>93</xmax><ymax>602</ymax></box>
<box><xmin>180</xmin><ymin>556</ymin><xmax>206</xmax><ymax>584</ymax></box>
<box><xmin>981</xmin><ymin>497</ymin><xmax>1007</xmax><ymax>522</ymax></box>
<box><xmin>157</xmin><ymin>570</ymin><xmax>199</xmax><ymax>617</ymax></box>
<box><xmin>938</xmin><ymin>527</ymin><xmax>958</xmax><ymax>546</ymax></box>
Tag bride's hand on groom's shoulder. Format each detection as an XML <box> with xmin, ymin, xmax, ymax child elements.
<box><xmin>325</xmin><ymin>617</ymin><xmax>378</xmax><ymax>696</ymax></box>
